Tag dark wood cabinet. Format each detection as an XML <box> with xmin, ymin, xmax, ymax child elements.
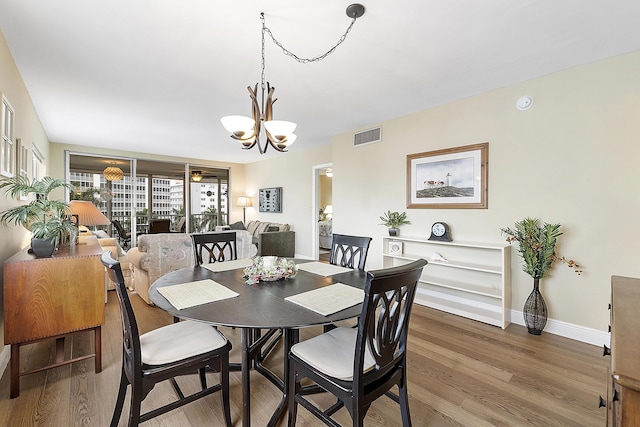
<box><xmin>607</xmin><ymin>275</ymin><xmax>640</xmax><ymax>425</ymax></box>
<box><xmin>3</xmin><ymin>241</ymin><xmax>104</xmax><ymax>398</ymax></box>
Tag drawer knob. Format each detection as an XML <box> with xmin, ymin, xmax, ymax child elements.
<box><xmin>603</xmin><ymin>345</ymin><xmax>611</xmax><ymax>356</ymax></box>
<box><xmin>598</xmin><ymin>396</ymin><xmax>606</xmax><ymax>408</ymax></box>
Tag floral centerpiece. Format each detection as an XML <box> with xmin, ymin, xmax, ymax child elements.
<box><xmin>244</xmin><ymin>256</ymin><xmax>298</xmax><ymax>285</ymax></box>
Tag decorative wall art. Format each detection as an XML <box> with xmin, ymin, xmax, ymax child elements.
<box><xmin>259</xmin><ymin>187</ymin><xmax>282</xmax><ymax>213</ymax></box>
<box><xmin>406</xmin><ymin>142</ymin><xmax>488</xmax><ymax>209</ymax></box>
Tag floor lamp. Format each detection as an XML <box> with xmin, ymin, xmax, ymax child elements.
<box><xmin>237</xmin><ymin>196</ymin><xmax>252</xmax><ymax>224</ymax></box>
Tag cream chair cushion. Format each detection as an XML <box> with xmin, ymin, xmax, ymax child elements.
<box><xmin>140</xmin><ymin>320</ymin><xmax>228</xmax><ymax>365</ymax></box>
<box><xmin>290</xmin><ymin>327</ymin><xmax>376</xmax><ymax>381</ymax></box>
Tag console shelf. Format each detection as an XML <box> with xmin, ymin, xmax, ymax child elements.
<box><xmin>382</xmin><ymin>236</ymin><xmax>511</xmax><ymax>328</ymax></box>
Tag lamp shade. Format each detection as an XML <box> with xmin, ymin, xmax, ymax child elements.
<box><xmin>69</xmin><ymin>200</ymin><xmax>111</xmax><ymax>226</ymax></box>
<box><xmin>103</xmin><ymin>165</ymin><xmax>124</xmax><ymax>181</ymax></box>
<box><xmin>221</xmin><ymin>115</ymin><xmax>256</xmax><ymax>138</ymax></box>
<box><xmin>237</xmin><ymin>196</ymin><xmax>253</xmax><ymax>208</ymax></box>
<box><xmin>263</xmin><ymin>120</ymin><xmax>297</xmax><ymax>141</ymax></box>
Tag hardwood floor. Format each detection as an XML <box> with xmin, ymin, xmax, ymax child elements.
<box><xmin>0</xmin><ymin>289</ymin><xmax>608</xmax><ymax>426</ymax></box>
<box><xmin>319</xmin><ymin>250</ymin><xmax>330</xmax><ymax>263</ymax></box>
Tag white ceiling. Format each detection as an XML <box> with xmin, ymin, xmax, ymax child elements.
<box><xmin>1</xmin><ymin>1</ymin><xmax>639</xmax><ymax>164</ymax></box>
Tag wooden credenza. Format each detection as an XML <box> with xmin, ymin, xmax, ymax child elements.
<box><xmin>3</xmin><ymin>241</ymin><xmax>105</xmax><ymax>398</ymax></box>
<box><xmin>606</xmin><ymin>275</ymin><xmax>640</xmax><ymax>425</ymax></box>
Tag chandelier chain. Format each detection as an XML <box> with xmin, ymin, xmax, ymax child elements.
<box><xmin>260</xmin><ymin>13</ymin><xmax>358</xmax><ymax>65</ymax></box>
<box><xmin>261</xmin><ymin>15</ymin><xmax>266</xmax><ymax>93</ymax></box>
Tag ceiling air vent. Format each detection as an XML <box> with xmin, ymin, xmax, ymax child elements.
<box><xmin>353</xmin><ymin>126</ymin><xmax>382</xmax><ymax>147</ymax></box>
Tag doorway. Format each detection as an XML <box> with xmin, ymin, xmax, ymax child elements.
<box><xmin>312</xmin><ymin>163</ymin><xmax>332</xmax><ymax>261</ymax></box>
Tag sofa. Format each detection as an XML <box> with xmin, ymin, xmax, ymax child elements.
<box><xmin>218</xmin><ymin>220</ymin><xmax>295</xmax><ymax>258</ymax></box>
<box><xmin>127</xmin><ymin>230</ymin><xmax>257</xmax><ymax>305</ymax></box>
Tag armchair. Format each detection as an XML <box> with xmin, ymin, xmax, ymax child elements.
<box><xmin>127</xmin><ymin>230</ymin><xmax>257</xmax><ymax>304</ymax></box>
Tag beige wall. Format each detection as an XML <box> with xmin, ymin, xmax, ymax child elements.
<box><xmin>246</xmin><ymin>50</ymin><xmax>640</xmax><ymax>332</ymax></box>
<box><xmin>0</xmin><ymin>31</ymin><xmax>52</xmax><ymax>351</ymax></box>
<box><xmin>319</xmin><ymin>175</ymin><xmax>332</xmax><ymax>209</ymax></box>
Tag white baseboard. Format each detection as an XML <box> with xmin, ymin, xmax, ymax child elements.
<box><xmin>0</xmin><ymin>345</ymin><xmax>9</xmax><ymax>380</ymax></box>
<box><xmin>510</xmin><ymin>309</ymin><xmax>609</xmax><ymax>347</ymax></box>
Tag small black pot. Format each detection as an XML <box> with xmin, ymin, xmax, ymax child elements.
<box><xmin>30</xmin><ymin>238</ymin><xmax>56</xmax><ymax>258</ymax></box>
<box><xmin>388</xmin><ymin>228</ymin><xmax>398</xmax><ymax>236</ymax></box>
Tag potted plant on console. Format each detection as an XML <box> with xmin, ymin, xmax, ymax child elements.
<box><xmin>0</xmin><ymin>176</ymin><xmax>77</xmax><ymax>257</ymax></box>
<box><xmin>379</xmin><ymin>210</ymin><xmax>411</xmax><ymax>236</ymax></box>
<box><xmin>501</xmin><ymin>217</ymin><xmax>582</xmax><ymax>335</ymax></box>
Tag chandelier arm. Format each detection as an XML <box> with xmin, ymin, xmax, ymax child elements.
<box><xmin>264</xmin><ymin>84</ymin><xmax>276</xmax><ymax>122</ymax></box>
<box><xmin>262</xmin><ymin>15</ymin><xmax>359</xmax><ymax>64</ymax></box>
<box><xmin>266</xmin><ymin>134</ymin><xmax>289</xmax><ymax>153</ymax></box>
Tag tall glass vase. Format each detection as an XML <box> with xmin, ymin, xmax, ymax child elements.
<box><xmin>523</xmin><ymin>278</ymin><xmax>547</xmax><ymax>335</ymax></box>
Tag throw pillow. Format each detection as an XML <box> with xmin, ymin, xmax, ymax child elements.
<box><xmin>254</xmin><ymin>222</ymin><xmax>272</xmax><ymax>236</ymax></box>
<box><xmin>246</xmin><ymin>220</ymin><xmax>261</xmax><ymax>236</ymax></box>
<box><xmin>229</xmin><ymin>221</ymin><xmax>246</xmax><ymax>231</ymax></box>
<box><xmin>267</xmin><ymin>226</ymin><xmax>279</xmax><ymax>232</ymax></box>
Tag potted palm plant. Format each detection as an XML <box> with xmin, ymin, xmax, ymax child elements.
<box><xmin>501</xmin><ymin>217</ymin><xmax>581</xmax><ymax>335</ymax></box>
<box><xmin>379</xmin><ymin>210</ymin><xmax>411</xmax><ymax>236</ymax></box>
<box><xmin>0</xmin><ymin>176</ymin><xmax>77</xmax><ymax>257</ymax></box>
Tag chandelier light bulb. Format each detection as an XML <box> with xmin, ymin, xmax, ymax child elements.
<box><xmin>221</xmin><ymin>115</ymin><xmax>256</xmax><ymax>138</ymax></box>
<box><xmin>264</xmin><ymin>120</ymin><xmax>297</xmax><ymax>141</ymax></box>
<box><xmin>275</xmin><ymin>133</ymin><xmax>297</xmax><ymax>150</ymax></box>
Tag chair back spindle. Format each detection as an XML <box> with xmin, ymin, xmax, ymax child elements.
<box><xmin>329</xmin><ymin>233</ymin><xmax>372</xmax><ymax>271</ymax></box>
<box><xmin>191</xmin><ymin>232</ymin><xmax>237</xmax><ymax>266</ymax></box>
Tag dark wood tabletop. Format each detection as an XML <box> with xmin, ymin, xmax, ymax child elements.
<box><xmin>148</xmin><ymin>263</ymin><xmax>368</xmax><ymax>329</ymax></box>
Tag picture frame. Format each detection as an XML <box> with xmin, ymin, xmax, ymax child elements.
<box><xmin>16</xmin><ymin>138</ymin><xmax>28</xmax><ymax>200</ymax></box>
<box><xmin>388</xmin><ymin>241</ymin><xmax>403</xmax><ymax>255</ymax></box>
<box><xmin>259</xmin><ymin>187</ymin><xmax>282</xmax><ymax>213</ymax></box>
<box><xmin>406</xmin><ymin>142</ymin><xmax>488</xmax><ymax>209</ymax></box>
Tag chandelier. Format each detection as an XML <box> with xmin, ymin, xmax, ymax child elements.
<box><xmin>221</xmin><ymin>4</ymin><xmax>366</xmax><ymax>154</ymax></box>
<box><xmin>103</xmin><ymin>162</ymin><xmax>124</xmax><ymax>181</ymax></box>
<box><xmin>191</xmin><ymin>171</ymin><xmax>203</xmax><ymax>182</ymax></box>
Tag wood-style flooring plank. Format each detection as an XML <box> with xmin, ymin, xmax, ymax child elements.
<box><xmin>0</xmin><ymin>289</ymin><xmax>608</xmax><ymax>426</ymax></box>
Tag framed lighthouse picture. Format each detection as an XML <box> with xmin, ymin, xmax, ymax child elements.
<box><xmin>406</xmin><ymin>143</ymin><xmax>488</xmax><ymax>209</ymax></box>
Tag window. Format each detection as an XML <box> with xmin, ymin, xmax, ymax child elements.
<box><xmin>1</xmin><ymin>95</ymin><xmax>15</xmax><ymax>177</ymax></box>
<box><xmin>32</xmin><ymin>146</ymin><xmax>45</xmax><ymax>180</ymax></box>
<box><xmin>18</xmin><ymin>139</ymin><xmax>28</xmax><ymax>177</ymax></box>
<box><xmin>15</xmin><ymin>138</ymin><xmax>28</xmax><ymax>200</ymax></box>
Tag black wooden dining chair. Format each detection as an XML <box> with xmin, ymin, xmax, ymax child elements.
<box><xmin>191</xmin><ymin>232</ymin><xmax>237</xmax><ymax>266</ymax></box>
<box><xmin>101</xmin><ymin>251</ymin><xmax>233</xmax><ymax>427</ymax></box>
<box><xmin>329</xmin><ymin>233</ymin><xmax>373</xmax><ymax>271</ymax></box>
<box><xmin>111</xmin><ymin>219</ymin><xmax>131</xmax><ymax>249</ymax></box>
<box><xmin>287</xmin><ymin>258</ymin><xmax>428</xmax><ymax>427</ymax></box>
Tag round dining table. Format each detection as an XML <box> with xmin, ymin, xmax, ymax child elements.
<box><xmin>149</xmin><ymin>261</ymin><xmax>368</xmax><ymax>427</ymax></box>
